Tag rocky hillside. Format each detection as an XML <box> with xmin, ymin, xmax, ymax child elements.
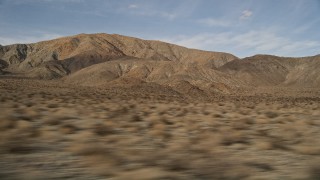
<box><xmin>219</xmin><ymin>54</ymin><xmax>320</xmax><ymax>88</ymax></box>
<box><xmin>0</xmin><ymin>33</ymin><xmax>237</xmax><ymax>79</ymax></box>
<box><xmin>0</xmin><ymin>33</ymin><xmax>319</xmax><ymax>91</ymax></box>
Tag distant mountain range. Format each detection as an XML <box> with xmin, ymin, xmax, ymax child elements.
<box><xmin>1</xmin><ymin>33</ymin><xmax>319</xmax><ymax>93</ymax></box>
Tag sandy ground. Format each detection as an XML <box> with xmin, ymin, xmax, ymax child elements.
<box><xmin>0</xmin><ymin>78</ymin><xmax>319</xmax><ymax>180</ymax></box>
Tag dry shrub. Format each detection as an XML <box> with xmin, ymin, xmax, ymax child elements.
<box><xmin>254</xmin><ymin>140</ymin><xmax>273</xmax><ymax>150</ymax></box>
<box><xmin>67</xmin><ymin>142</ymin><xmax>120</xmax><ymax>177</ymax></box>
<box><xmin>108</xmin><ymin>107</ymin><xmax>129</xmax><ymax>118</ymax></box>
<box><xmin>175</xmin><ymin>108</ymin><xmax>188</xmax><ymax>117</ymax></box>
<box><xmin>60</xmin><ymin>124</ymin><xmax>78</xmax><ymax>134</ymax></box>
<box><xmin>161</xmin><ymin>117</ymin><xmax>175</xmax><ymax>125</ymax></box>
<box><xmin>245</xmin><ymin>162</ymin><xmax>274</xmax><ymax>171</ymax></box>
<box><xmin>308</xmin><ymin>165</ymin><xmax>320</xmax><ymax>180</ymax></box>
<box><xmin>232</xmin><ymin>117</ymin><xmax>255</xmax><ymax>130</ymax></box>
<box><xmin>269</xmin><ymin>138</ymin><xmax>290</xmax><ymax>151</ymax></box>
<box><xmin>0</xmin><ymin>133</ymin><xmax>39</xmax><ymax>154</ymax></box>
<box><xmin>38</xmin><ymin>128</ymin><xmax>61</xmax><ymax>141</ymax></box>
<box><xmin>24</xmin><ymin>100</ymin><xmax>36</xmax><ymax>107</ymax></box>
<box><xmin>15</xmin><ymin>120</ymin><xmax>41</xmax><ymax>138</ymax></box>
<box><xmin>239</xmin><ymin>108</ymin><xmax>251</xmax><ymax>115</ymax></box>
<box><xmin>131</xmin><ymin>114</ymin><xmax>142</xmax><ymax>122</ymax></box>
<box><xmin>15</xmin><ymin>169</ymin><xmax>47</xmax><ymax>180</ymax></box>
<box><xmin>115</xmin><ymin>168</ymin><xmax>173</xmax><ymax>180</ymax></box>
<box><xmin>273</xmin><ymin>116</ymin><xmax>293</xmax><ymax>124</ymax></box>
<box><xmin>221</xmin><ymin>131</ymin><xmax>248</xmax><ymax>146</ymax></box>
<box><xmin>293</xmin><ymin>145</ymin><xmax>320</xmax><ymax>155</ymax></box>
<box><xmin>255</xmin><ymin>117</ymin><xmax>269</xmax><ymax>124</ymax></box>
<box><xmin>0</xmin><ymin>119</ymin><xmax>16</xmax><ymax>131</ymax></box>
<box><xmin>9</xmin><ymin>111</ymin><xmax>34</xmax><ymax>121</ymax></box>
<box><xmin>150</xmin><ymin>123</ymin><xmax>165</xmax><ymax>133</ymax></box>
<box><xmin>146</xmin><ymin>115</ymin><xmax>161</xmax><ymax>124</ymax></box>
<box><xmin>213</xmin><ymin>113</ymin><xmax>224</xmax><ymax>118</ymax></box>
<box><xmin>92</xmin><ymin>123</ymin><xmax>115</xmax><ymax>136</ymax></box>
<box><xmin>265</xmin><ymin>111</ymin><xmax>279</xmax><ymax>118</ymax></box>
<box><xmin>202</xmin><ymin>110</ymin><xmax>210</xmax><ymax>116</ymax></box>
<box><xmin>68</xmin><ymin>142</ymin><xmax>109</xmax><ymax>156</ymax></box>
<box><xmin>188</xmin><ymin>158</ymin><xmax>251</xmax><ymax>179</ymax></box>
<box><xmin>47</xmin><ymin>103</ymin><xmax>58</xmax><ymax>108</ymax></box>
<box><xmin>16</xmin><ymin>120</ymin><xmax>32</xmax><ymax>130</ymax></box>
<box><xmin>149</xmin><ymin>123</ymin><xmax>170</xmax><ymax>140</ymax></box>
<box><xmin>0</xmin><ymin>171</ymin><xmax>17</xmax><ymax>180</ymax></box>
<box><xmin>86</xmin><ymin>161</ymin><xmax>118</xmax><ymax>177</ymax></box>
<box><xmin>293</xmin><ymin>119</ymin><xmax>311</xmax><ymax>128</ymax></box>
<box><xmin>44</xmin><ymin>118</ymin><xmax>61</xmax><ymax>126</ymax></box>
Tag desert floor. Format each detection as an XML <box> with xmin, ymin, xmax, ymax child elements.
<box><xmin>0</xmin><ymin>78</ymin><xmax>319</xmax><ymax>180</ymax></box>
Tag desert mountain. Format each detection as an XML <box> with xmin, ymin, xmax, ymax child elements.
<box><xmin>0</xmin><ymin>33</ymin><xmax>236</xmax><ymax>79</ymax></box>
<box><xmin>219</xmin><ymin>54</ymin><xmax>320</xmax><ymax>88</ymax></box>
<box><xmin>0</xmin><ymin>33</ymin><xmax>319</xmax><ymax>93</ymax></box>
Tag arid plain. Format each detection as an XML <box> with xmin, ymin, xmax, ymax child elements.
<box><xmin>1</xmin><ymin>78</ymin><xmax>319</xmax><ymax>179</ymax></box>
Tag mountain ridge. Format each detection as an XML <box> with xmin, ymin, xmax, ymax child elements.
<box><xmin>0</xmin><ymin>33</ymin><xmax>237</xmax><ymax>77</ymax></box>
<box><xmin>0</xmin><ymin>33</ymin><xmax>319</xmax><ymax>93</ymax></box>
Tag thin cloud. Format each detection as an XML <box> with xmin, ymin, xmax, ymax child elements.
<box><xmin>128</xmin><ymin>4</ymin><xmax>138</xmax><ymax>9</ymax></box>
<box><xmin>198</xmin><ymin>18</ymin><xmax>231</xmax><ymax>27</ymax></box>
<box><xmin>240</xmin><ymin>10</ymin><xmax>252</xmax><ymax>20</ymax></box>
<box><xmin>160</xmin><ymin>12</ymin><xmax>178</xmax><ymax>20</ymax></box>
<box><xmin>124</xmin><ymin>1</ymin><xmax>198</xmax><ymax>20</ymax></box>
<box><xmin>7</xmin><ymin>0</ymin><xmax>85</xmax><ymax>4</ymax></box>
<box><xmin>127</xmin><ymin>8</ymin><xmax>179</xmax><ymax>20</ymax></box>
<box><xmin>162</xmin><ymin>30</ymin><xmax>320</xmax><ymax>57</ymax></box>
<box><xmin>293</xmin><ymin>18</ymin><xmax>320</xmax><ymax>34</ymax></box>
<box><xmin>0</xmin><ymin>33</ymin><xmax>62</xmax><ymax>45</ymax></box>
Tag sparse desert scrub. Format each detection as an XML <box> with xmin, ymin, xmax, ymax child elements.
<box><xmin>0</xmin><ymin>78</ymin><xmax>319</xmax><ymax>179</ymax></box>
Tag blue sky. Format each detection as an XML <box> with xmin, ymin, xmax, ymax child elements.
<box><xmin>0</xmin><ymin>0</ymin><xmax>319</xmax><ymax>57</ymax></box>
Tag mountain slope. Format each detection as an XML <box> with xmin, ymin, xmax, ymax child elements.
<box><xmin>0</xmin><ymin>33</ymin><xmax>319</xmax><ymax>90</ymax></box>
<box><xmin>0</xmin><ymin>33</ymin><xmax>237</xmax><ymax>79</ymax></box>
<box><xmin>219</xmin><ymin>54</ymin><xmax>320</xmax><ymax>87</ymax></box>
<box><xmin>64</xmin><ymin>57</ymin><xmax>242</xmax><ymax>96</ymax></box>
